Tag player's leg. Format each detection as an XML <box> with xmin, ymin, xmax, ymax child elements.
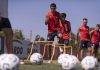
<box><xmin>94</xmin><ymin>45</ymin><xmax>99</xmax><ymax>58</ymax></box>
<box><xmin>57</xmin><ymin>32</ymin><xmax>63</xmax><ymax>54</ymax></box>
<box><xmin>91</xmin><ymin>43</ymin><xmax>95</xmax><ymax>56</ymax></box>
<box><xmin>63</xmin><ymin>39</ymin><xmax>69</xmax><ymax>54</ymax></box>
<box><xmin>87</xmin><ymin>42</ymin><xmax>92</xmax><ymax>56</ymax></box>
<box><xmin>79</xmin><ymin>48</ymin><xmax>83</xmax><ymax>61</ymax></box>
<box><xmin>78</xmin><ymin>41</ymin><xmax>84</xmax><ymax>60</ymax></box>
<box><xmin>47</xmin><ymin>32</ymin><xmax>55</xmax><ymax>59</ymax></box>
<box><xmin>57</xmin><ymin>31</ymin><xmax>63</xmax><ymax>43</ymax></box>
<box><xmin>87</xmin><ymin>47</ymin><xmax>92</xmax><ymax>56</ymax></box>
<box><xmin>2</xmin><ymin>28</ymin><xmax>13</xmax><ymax>53</ymax></box>
<box><xmin>1</xmin><ymin>18</ymin><xmax>13</xmax><ymax>53</ymax></box>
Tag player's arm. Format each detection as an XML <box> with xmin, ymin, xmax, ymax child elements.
<box><xmin>99</xmin><ymin>31</ymin><xmax>100</xmax><ymax>47</ymax></box>
<box><xmin>89</xmin><ymin>29</ymin><xmax>94</xmax><ymax>40</ymax></box>
<box><xmin>69</xmin><ymin>32</ymin><xmax>72</xmax><ymax>41</ymax></box>
<box><xmin>69</xmin><ymin>22</ymin><xmax>72</xmax><ymax>41</ymax></box>
<box><xmin>68</xmin><ymin>22</ymin><xmax>71</xmax><ymax>32</ymax></box>
<box><xmin>45</xmin><ymin>15</ymin><xmax>50</xmax><ymax>25</ymax></box>
<box><xmin>97</xmin><ymin>25</ymin><xmax>100</xmax><ymax>46</ymax></box>
<box><xmin>88</xmin><ymin>26</ymin><xmax>93</xmax><ymax>41</ymax></box>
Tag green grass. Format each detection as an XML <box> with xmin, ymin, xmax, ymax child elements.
<box><xmin>19</xmin><ymin>63</ymin><xmax>100</xmax><ymax>70</ymax></box>
<box><xmin>20</xmin><ymin>64</ymin><xmax>62</xmax><ymax>70</ymax></box>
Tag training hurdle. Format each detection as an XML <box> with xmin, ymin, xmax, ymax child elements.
<box><xmin>26</xmin><ymin>41</ymin><xmax>54</xmax><ymax>61</ymax></box>
<box><xmin>50</xmin><ymin>44</ymin><xmax>72</xmax><ymax>63</ymax></box>
<box><xmin>25</xmin><ymin>41</ymin><xmax>73</xmax><ymax>64</ymax></box>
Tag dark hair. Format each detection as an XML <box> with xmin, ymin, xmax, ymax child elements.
<box><xmin>96</xmin><ymin>24</ymin><xmax>100</xmax><ymax>27</ymax></box>
<box><xmin>61</xmin><ymin>13</ymin><xmax>66</xmax><ymax>18</ymax></box>
<box><xmin>83</xmin><ymin>18</ymin><xmax>87</xmax><ymax>20</ymax></box>
<box><xmin>50</xmin><ymin>3</ymin><xmax>56</xmax><ymax>8</ymax></box>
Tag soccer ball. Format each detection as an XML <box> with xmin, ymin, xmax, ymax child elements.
<box><xmin>58</xmin><ymin>54</ymin><xmax>70</xmax><ymax>65</ymax></box>
<box><xmin>30</xmin><ymin>53</ymin><xmax>43</xmax><ymax>65</ymax></box>
<box><xmin>81</xmin><ymin>56</ymin><xmax>96</xmax><ymax>70</ymax></box>
<box><xmin>61</xmin><ymin>56</ymin><xmax>73</xmax><ymax>70</ymax></box>
<box><xmin>0</xmin><ymin>54</ymin><xmax>20</xmax><ymax>70</ymax></box>
<box><xmin>70</xmin><ymin>55</ymin><xmax>80</xmax><ymax>69</ymax></box>
<box><xmin>93</xmin><ymin>57</ymin><xmax>98</xmax><ymax>66</ymax></box>
<box><xmin>7</xmin><ymin>54</ymin><xmax>20</xmax><ymax>68</ymax></box>
<box><xmin>0</xmin><ymin>54</ymin><xmax>8</xmax><ymax>68</ymax></box>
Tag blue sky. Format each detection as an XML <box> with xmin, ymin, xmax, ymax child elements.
<box><xmin>8</xmin><ymin>0</ymin><xmax>100</xmax><ymax>39</ymax></box>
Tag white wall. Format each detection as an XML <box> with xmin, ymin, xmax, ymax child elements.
<box><xmin>0</xmin><ymin>0</ymin><xmax>8</xmax><ymax>17</ymax></box>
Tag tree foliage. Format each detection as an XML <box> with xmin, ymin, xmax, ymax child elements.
<box><xmin>13</xmin><ymin>29</ymin><xmax>25</xmax><ymax>40</ymax></box>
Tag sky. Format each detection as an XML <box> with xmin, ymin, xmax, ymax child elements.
<box><xmin>8</xmin><ymin>0</ymin><xmax>100</xmax><ymax>40</ymax></box>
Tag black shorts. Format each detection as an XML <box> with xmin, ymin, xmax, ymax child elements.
<box><xmin>0</xmin><ymin>17</ymin><xmax>12</xmax><ymax>31</ymax></box>
<box><xmin>63</xmin><ymin>39</ymin><xmax>69</xmax><ymax>46</ymax></box>
<box><xmin>79</xmin><ymin>41</ymin><xmax>91</xmax><ymax>49</ymax></box>
<box><xmin>47</xmin><ymin>30</ymin><xmax>60</xmax><ymax>41</ymax></box>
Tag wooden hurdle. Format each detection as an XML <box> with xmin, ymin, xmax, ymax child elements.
<box><xmin>50</xmin><ymin>44</ymin><xmax>73</xmax><ymax>63</ymax></box>
<box><xmin>64</xmin><ymin>45</ymin><xmax>72</xmax><ymax>54</ymax></box>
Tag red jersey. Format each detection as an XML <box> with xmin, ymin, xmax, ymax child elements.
<box><xmin>47</xmin><ymin>11</ymin><xmax>60</xmax><ymax>33</ymax></box>
<box><xmin>91</xmin><ymin>29</ymin><xmax>100</xmax><ymax>45</ymax></box>
<box><xmin>61</xmin><ymin>20</ymin><xmax>71</xmax><ymax>40</ymax></box>
<box><xmin>79</xmin><ymin>25</ymin><xmax>90</xmax><ymax>41</ymax></box>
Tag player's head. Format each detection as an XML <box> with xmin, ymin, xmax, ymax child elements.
<box><xmin>50</xmin><ymin>3</ymin><xmax>56</xmax><ymax>13</ymax></box>
<box><xmin>96</xmin><ymin>24</ymin><xmax>100</xmax><ymax>31</ymax></box>
<box><xmin>35</xmin><ymin>35</ymin><xmax>40</xmax><ymax>41</ymax></box>
<box><xmin>83</xmin><ymin>18</ymin><xmax>88</xmax><ymax>26</ymax></box>
<box><xmin>61</xmin><ymin>13</ymin><xmax>66</xmax><ymax>20</ymax></box>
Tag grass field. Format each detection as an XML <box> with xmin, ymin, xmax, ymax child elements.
<box><xmin>19</xmin><ymin>63</ymin><xmax>100</xmax><ymax>70</ymax></box>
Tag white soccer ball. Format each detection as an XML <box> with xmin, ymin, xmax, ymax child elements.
<box><xmin>81</xmin><ymin>56</ymin><xmax>96</xmax><ymax>70</ymax></box>
<box><xmin>0</xmin><ymin>54</ymin><xmax>8</xmax><ymax>69</ymax></box>
<box><xmin>61</xmin><ymin>57</ymin><xmax>73</xmax><ymax>70</ymax></box>
<box><xmin>93</xmin><ymin>57</ymin><xmax>98</xmax><ymax>66</ymax></box>
<box><xmin>58</xmin><ymin>54</ymin><xmax>70</xmax><ymax>65</ymax></box>
<box><xmin>70</xmin><ymin>55</ymin><xmax>80</xmax><ymax>68</ymax></box>
<box><xmin>30</xmin><ymin>53</ymin><xmax>43</xmax><ymax>65</ymax></box>
<box><xmin>0</xmin><ymin>54</ymin><xmax>20</xmax><ymax>70</ymax></box>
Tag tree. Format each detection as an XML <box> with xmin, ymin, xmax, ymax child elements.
<box><xmin>13</xmin><ymin>29</ymin><xmax>25</xmax><ymax>40</ymax></box>
<box><xmin>0</xmin><ymin>31</ymin><xmax>5</xmax><ymax>37</ymax></box>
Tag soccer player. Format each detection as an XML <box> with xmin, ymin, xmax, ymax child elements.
<box><xmin>45</xmin><ymin>3</ymin><xmax>62</xmax><ymax>41</ymax></box>
<box><xmin>60</xmin><ymin>13</ymin><xmax>71</xmax><ymax>46</ymax></box>
<box><xmin>0</xmin><ymin>15</ymin><xmax>13</xmax><ymax>53</ymax></box>
<box><xmin>45</xmin><ymin>3</ymin><xmax>63</xmax><ymax>59</ymax></box>
<box><xmin>90</xmin><ymin>24</ymin><xmax>100</xmax><ymax>58</ymax></box>
<box><xmin>77</xmin><ymin>18</ymin><xmax>91</xmax><ymax>60</ymax></box>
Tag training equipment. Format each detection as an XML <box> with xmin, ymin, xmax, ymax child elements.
<box><xmin>58</xmin><ymin>54</ymin><xmax>69</xmax><ymax>65</ymax></box>
<box><xmin>0</xmin><ymin>54</ymin><xmax>20</xmax><ymax>70</ymax></box>
<box><xmin>30</xmin><ymin>53</ymin><xmax>43</xmax><ymax>65</ymax></box>
<box><xmin>60</xmin><ymin>54</ymin><xmax>80</xmax><ymax>70</ymax></box>
<box><xmin>27</xmin><ymin>41</ymin><xmax>72</xmax><ymax>64</ymax></box>
<box><xmin>70</xmin><ymin>55</ymin><xmax>80</xmax><ymax>69</ymax></box>
<box><xmin>81</xmin><ymin>56</ymin><xmax>96</xmax><ymax>70</ymax></box>
<box><xmin>93</xmin><ymin>57</ymin><xmax>98</xmax><ymax>66</ymax></box>
<box><xmin>61</xmin><ymin>56</ymin><xmax>73</xmax><ymax>70</ymax></box>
